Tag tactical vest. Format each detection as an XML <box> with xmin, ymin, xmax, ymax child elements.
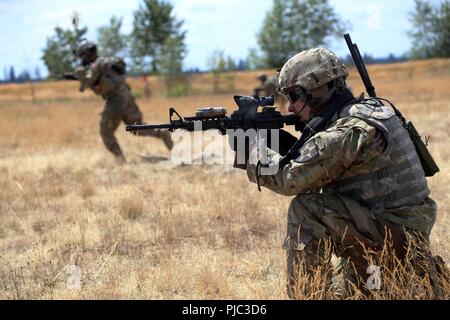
<box><xmin>95</xmin><ymin>57</ymin><xmax>127</xmax><ymax>97</ymax></box>
<box><xmin>323</xmin><ymin>99</ymin><xmax>430</xmax><ymax>214</ymax></box>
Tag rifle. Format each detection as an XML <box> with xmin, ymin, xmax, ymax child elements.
<box><xmin>126</xmin><ymin>95</ymin><xmax>305</xmax><ymax>134</ymax></box>
<box><xmin>344</xmin><ymin>33</ymin><xmax>439</xmax><ymax>177</ymax></box>
<box><xmin>61</xmin><ymin>71</ymin><xmax>86</xmax><ymax>92</ymax></box>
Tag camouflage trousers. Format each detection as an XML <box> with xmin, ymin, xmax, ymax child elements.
<box><xmin>100</xmin><ymin>89</ymin><xmax>167</xmax><ymax>161</ymax></box>
<box><xmin>284</xmin><ymin>193</ymin><xmax>447</xmax><ymax>298</ymax></box>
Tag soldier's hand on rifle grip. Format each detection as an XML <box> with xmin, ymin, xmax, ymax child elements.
<box><xmin>278</xmin><ymin>129</ymin><xmax>298</xmax><ymax>156</ymax></box>
<box><xmin>228</xmin><ymin>132</ymin><xmax>257</xmax><ymax>170</ymax></box>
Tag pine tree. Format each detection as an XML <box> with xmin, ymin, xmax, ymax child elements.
<box><xmin>433</xmin><ymin>0</ymin><xmax>450</xmax><ymax>57</ymax></box>
<box><xmin>97</xmin><ymin>16</ymin><xmax>128</xmax><ymax>57</ymax></box>
<box><xmin>41</xmin><ymin>25</ymin><xmax>88</xmax><ymax>79</ymax></box>
<box><xmin>255</xmin><ymin>0</ymin><xmax>346</xmax><ymax>68</ymax></box>
<box><xmin>9</xmin><ymin>66</ymin><xmax>16</xmax><ymax>83</ymax></box>
<box><xmin>409</xmin><ymin>0</ymin><xmax>450</xmax><ymax>59</ymax></box>
<box><xmin>159</xmin><ymin>34</ymin><xmax>188</xmax><ymax>96</ymax></box>
<box><xmin>130</xmin><ymin>0</ymin><xmax>186</xmax><ymax>74</ymax></box>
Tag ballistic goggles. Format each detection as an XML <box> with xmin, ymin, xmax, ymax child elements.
<box><xmin>286</xmin><ymin>86</ymin><xmax>309</xmax><ymax>105</ymax></box>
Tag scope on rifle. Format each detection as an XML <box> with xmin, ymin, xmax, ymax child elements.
<box><xmin>195</xmin><ymin>107</ymin><xmax>227</xmax><ymax>119</ymax></box>
<box><xmin>125</xmin><ymin>94</ymin><xmax>304</xmax><ymax>134</ymax></box>
<box><xmin>233</xmin><ymin>95</ymin><xmax>274</xmax><ymax>109</ymax></box>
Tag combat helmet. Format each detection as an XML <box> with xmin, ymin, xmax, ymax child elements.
<box><xmin>75</xmin><ymin>41</ymin><xmax>97</xmax><ymax>65</ymax></box>
<box><xmin>75</xmin><ymin>41</ymin><xmax>96</xmax><ymax>57</ymax></box>
<box><xmin>278</xmin><ymin>48</ymin><xmax>348</xmax><ymax>109</ymax></box>
<box><xmin>257</xmin><ymin>73</ymin><xmax>268</xmax><ymax>82</ymax></box>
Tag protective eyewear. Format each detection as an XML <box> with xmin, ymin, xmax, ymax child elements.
<box><xmin>286</xmin><ymin>87</ymin><xmax>308</xmax><ymax>105</ymax></box>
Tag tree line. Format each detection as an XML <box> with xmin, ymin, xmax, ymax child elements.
<box><xmin>2</xmin><ymin>0</ymin><xmax>448</xmax><ymax>84</ymax></box>
<box><xmin>409</xmin><ymin>0</ymin><xmax>450</xmax><ymax>59</ymax></box>
<box><xmin>0</xmin><ymin>66</ymin><xmax>43</xmax><ymax>84</ymax></box>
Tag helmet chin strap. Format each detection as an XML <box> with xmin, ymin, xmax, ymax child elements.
<box><xmin>297</xmin><ymin>99</ymin><xmax>308</xmax><ymax>115</ymax></box>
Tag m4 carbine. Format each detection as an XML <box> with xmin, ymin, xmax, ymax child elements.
<box><xmin>126</xmin><ymin>95</ymin><xmax>304</xmax><ymax>134</ymax></box>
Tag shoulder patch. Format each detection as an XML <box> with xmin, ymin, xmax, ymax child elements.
<box><xmin>294</xmin><ymin>139</ymin><xmax>320</xmax><ymax>163</ymax></box>
<box><xmin>346</xmin><ymin>102</ymin><xmax>395</xmax><ymax>120</ymax></box>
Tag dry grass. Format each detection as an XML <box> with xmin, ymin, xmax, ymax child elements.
<box><xmin>0</xmin><ymin>60</ymin><xmax>449</xmax><ymax>299</ymax></box>
<box><xmin>119</xmin><ymin>196</ymin><xmax>144</xmax><ymax>220</ymax></box>
<box><xmin>289</xmin><ymin>235</ymin><xmax>449</xmax><ymax>300</ymax></box>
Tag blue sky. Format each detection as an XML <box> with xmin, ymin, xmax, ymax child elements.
<box><xmin>0</xmin><ymin>0</ymin><xmax>445</xmax><ymax>79</ymax></box>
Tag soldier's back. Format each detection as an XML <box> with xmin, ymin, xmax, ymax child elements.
<box><xmin>90</xmin><ymin>57</ymin><xmax>128</xmax><ymax>97</ymax></box>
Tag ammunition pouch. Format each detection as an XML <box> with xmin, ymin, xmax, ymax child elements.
<box><xmin>405</xmin><ymin>120</ymin><xmax>440</xmax><ymax>177</ymax></box>
<box><xmin>111</xmin><ymin>58</ymin><xmax>126</xmax><ymax>75</ymax></box>
<box><xmin>364</xmin><ymin>97</ymin><xmax>440</xmax><ymax>178</ymax></box>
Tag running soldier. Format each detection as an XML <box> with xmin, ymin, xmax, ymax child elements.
<box><xmin>72</xmin><ymin>41</ymin><xmax>173</xmax><ymax>163</ymax></box>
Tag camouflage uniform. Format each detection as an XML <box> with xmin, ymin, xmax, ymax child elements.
<box><xmin>244</xmin><ymin>49</ymin><xmax>444</xmax><ymax>297</ymax></box>
<box><xmin>75</xmin><ymin>57</ymin><xmax>172</xmax><ymax>161</ymax></box>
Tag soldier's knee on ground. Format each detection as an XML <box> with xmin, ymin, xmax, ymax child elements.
<box><xmin>285</xmin><ymin>193</ymin><xmax>390</xmax><ymax>294</ymax></box>
<box><xmin>285</xmin><ymin>194</ymin><xmax>329</xmax><ymax>296</ymax></box>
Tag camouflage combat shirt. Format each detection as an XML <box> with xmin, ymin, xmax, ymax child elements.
<box><xmin>246</xmin><ymin>105</ymin><xmax>437</xmax><ymax>235</ymax></box>
<box><xmin>75</xmin><ymin>57</ymin><xmax>127</xmax><ymax>98</ymax></box>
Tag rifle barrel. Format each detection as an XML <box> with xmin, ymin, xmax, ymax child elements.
<box><xmin>126</xmin><ymin>124</ymin><xmax>172</xmax><ymax>131</ymax></box>
<box><xmin>126</xmin><ymin>114</ymin><xmax>304</xmax><ymax>133</ymax></box>
<box><xmin>344</xmin><ymin>33</ymin><xmax>377</xmax><ymax>98</ymax></box>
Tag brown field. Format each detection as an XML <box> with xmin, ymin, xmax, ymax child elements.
<box><xmin>0</xmin><ymin>60</ymin><xmax>449</xmax><ymax>299</ymax></box>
